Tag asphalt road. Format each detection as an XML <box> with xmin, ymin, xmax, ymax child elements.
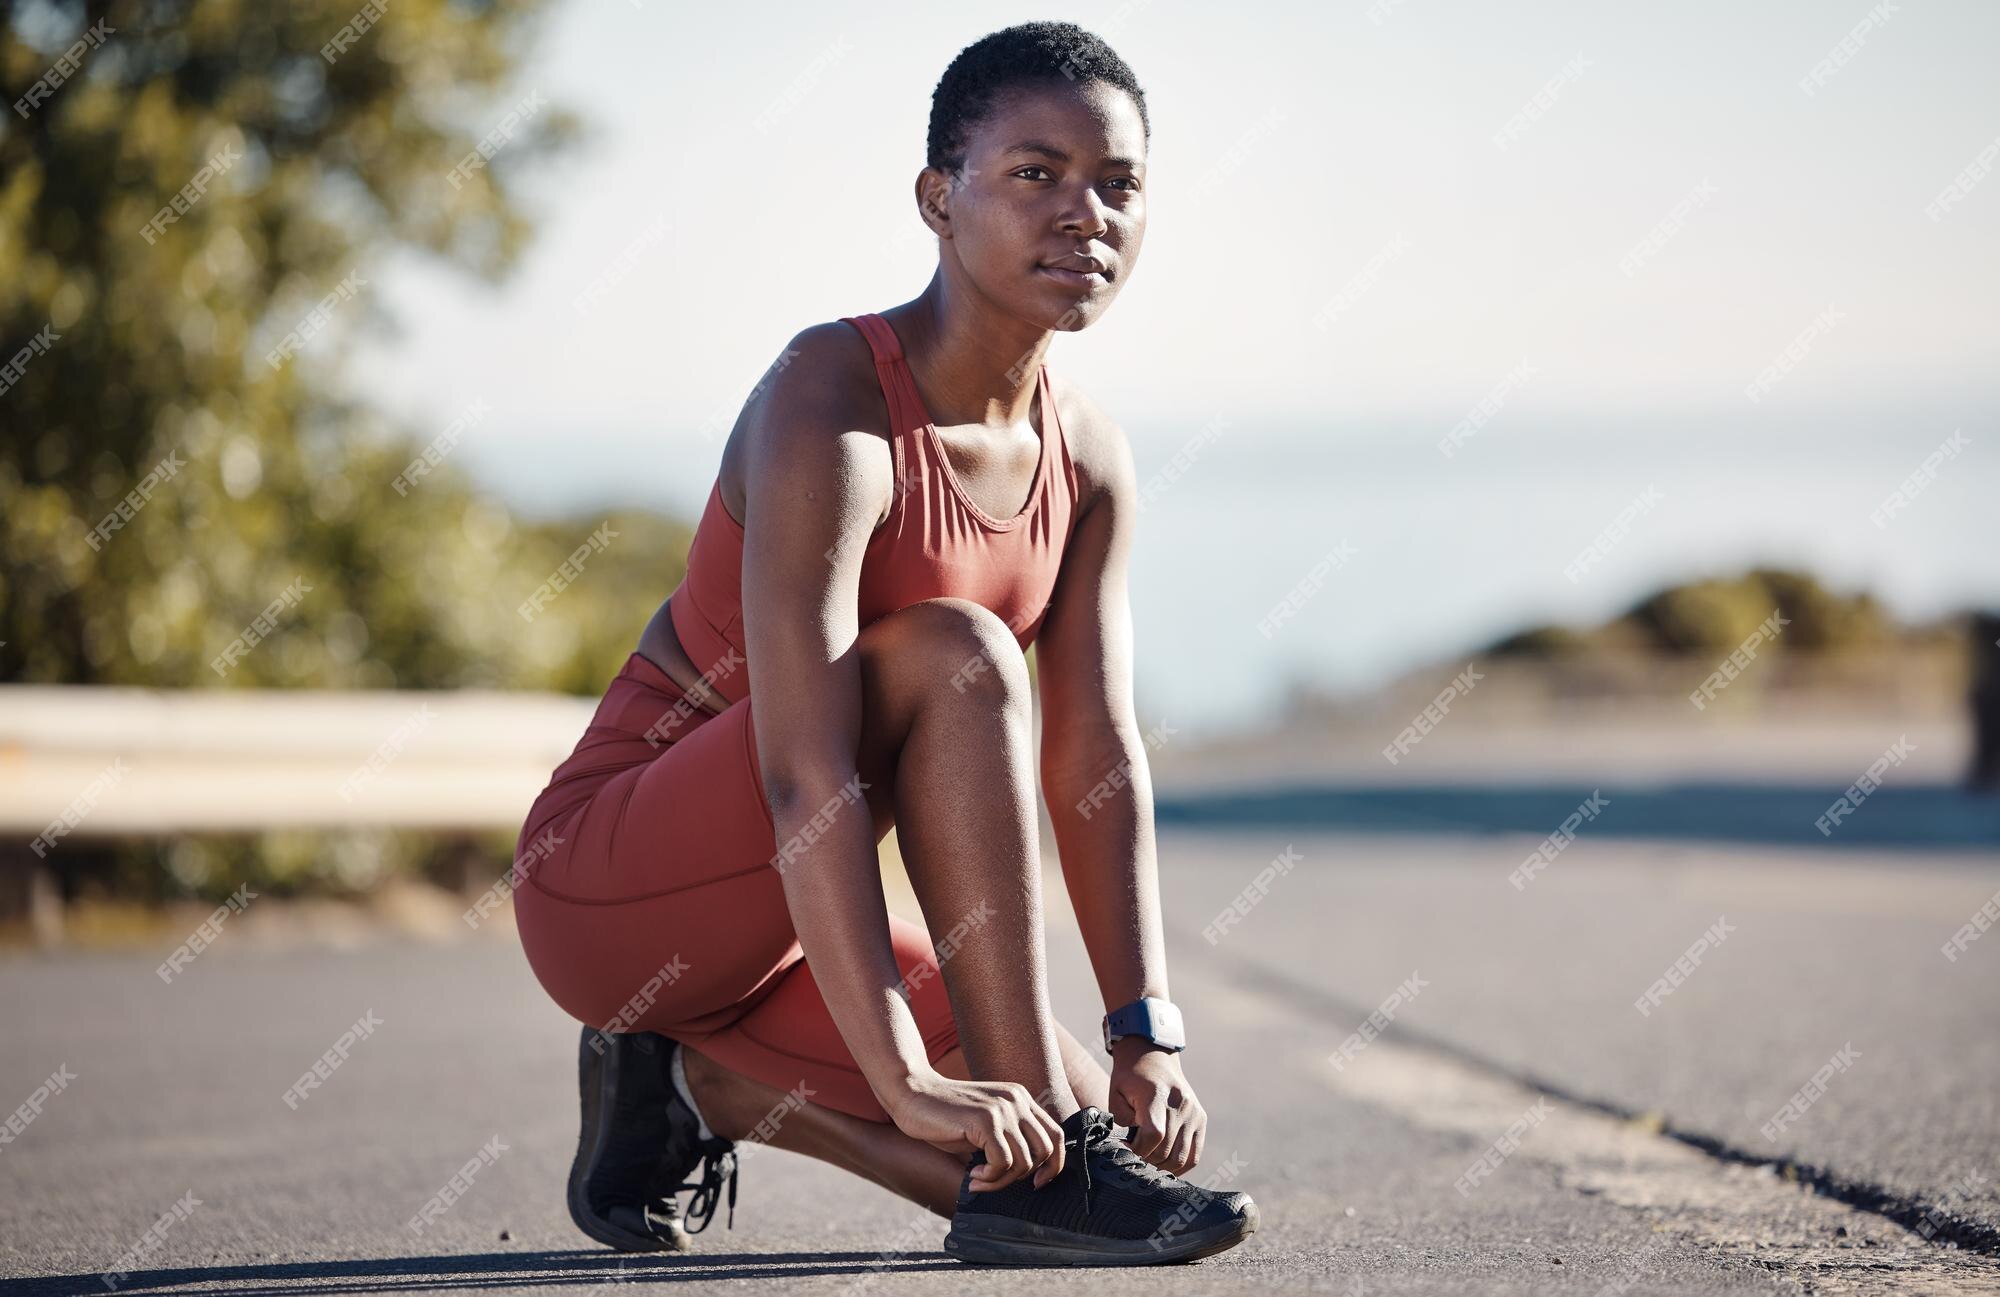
<box><xmin>3</xmin><ymin>822</ymin><xmax>1998</xmax><ymax>1295</ymax></box>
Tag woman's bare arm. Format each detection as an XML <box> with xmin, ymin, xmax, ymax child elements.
<box><xmin>1034</xmin><ymin>389</ymin><xmax>1207</xmax><ymax>1175</ymax></box>
<box><xmin>1034</xmin><ymin>392</ymin><xmax>1167</xmax><ymax>1014</ymax></box>
<box><xmin>735</xmin><ymin>324</ymin><xmax>1066</xmax><ymax>1187</ymax></box>
<box><xmin>737</xmin><ymin>325</ymin><xmax>926</xmax><ymax>1094</ymax></box>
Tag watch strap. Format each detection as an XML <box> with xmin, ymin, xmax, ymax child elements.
<box><xmin>1101</xmin><ymin>996</ymin><xmax>1186</xmax><ymax>1053</ymax></box>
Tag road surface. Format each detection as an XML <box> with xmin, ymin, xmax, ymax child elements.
<box><xmin>3</xmin><ymin>811</ymin><xmax>1997</xmax><ymax>1294</ymax></box>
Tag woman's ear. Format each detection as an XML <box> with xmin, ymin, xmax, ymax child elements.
<box><xmin>915</xmin><ymin>168</ymin><xmax>954</xmax><ymax>239</ymax></box>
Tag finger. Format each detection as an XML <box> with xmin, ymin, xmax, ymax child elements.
<box><xmin>1165</xmin><ymin>1111</ymin><xmax>1198</xmax><ymax>1175</ymax></box>
<box><xmin>968</xmin><ymin>1114</ymin><xmax>1015</xmax><ymax>1191</ymax></box>
<box><xmin>1134</xmin><ymin>1092</ymin><xmax>1172</xmax><ymax>1161</ymax></box>
<box><xmin>1107</xmin><ymin>1085</ymin><xmax>1137</xmax><ymax>1128</ymax></box>
<box><xmin>1019</xmin><ymin>1110</ymin><xmax>1058</xmax><ymax>1188</ymax></box>
<box><xmin>1034</xmin><ymin>1106</ymin><xmax>1067</xmax><ymax>1186</ymax></box>
<box><xmin>992</xmin><ymin>1120</ymin><xmax>1034</xmax><ymax>1190</ymax></box>
<box><xmin>970</xmin><ymin>1106</ymin><xmax>1031</xmax><ymax>1193</ymax></box>
<box><xmin>1187</xmin><ymin>1116</ymin><xmax>1206</xmax><ymax>1174</ymax></box>
<box><xmin>1145</xmin><ymin>1104</ymin><xmax>1184</xmax><ymax>1171</ymax></box>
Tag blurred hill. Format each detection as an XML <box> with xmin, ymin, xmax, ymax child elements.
<box><xmin>1257</xmin><ymin>567</ymin><xmax>1976</xmax><ymax>733</ymax></box>
<box><xmin>1482</xmin><ymin>567</ymin><xmax>1959</xmax><ymax>661</ymax></box>
<box><xmin>1173</xmin><ymin>568</ymin><xmax>1988</xmax><ymax>798</ymax></box>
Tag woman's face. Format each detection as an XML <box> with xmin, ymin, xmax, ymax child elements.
<box><xmin>928</xmin><ymin>79</ymin><xmax>1147</xmax><ymax>332</ymax></box>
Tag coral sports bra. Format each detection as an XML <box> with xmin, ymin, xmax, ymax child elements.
<box><xmin>667</xmin><ymin>312</ymin><xmax>1081</xmax><ymax>707</ymax></box>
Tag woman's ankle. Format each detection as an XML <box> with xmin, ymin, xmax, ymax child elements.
<box><xmin>668</xmin><ymin>1044</ymin><xmax>721</xmax><ymax>1142</ymax></box>
<box><xmin>676</xmin><ymin>1046</ymin><xmax>753</xmax><ymax>1142</ymax></box>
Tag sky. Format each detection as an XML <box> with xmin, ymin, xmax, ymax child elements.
<box><xmin>346</xmin><ymin>0</ymin><xmax>2000</xmax><ymax>734</ymax></box>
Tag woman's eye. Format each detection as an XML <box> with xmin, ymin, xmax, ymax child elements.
<box><xmin>1107</xmin><ymin>177</ymin><xmax>1140</xmax><ymax>192</ymax></box>
<box><xmin>1014</xmin><ymin>166</ymin><xmax>1051</xmax><ymax>181</ymax></box>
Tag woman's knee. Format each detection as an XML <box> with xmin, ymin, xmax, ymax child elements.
<box><xmin>860</xmin><ymin>597</ymin><xmax>1031</xmax><ymax>712</ymax></box>
<box><xmin>850</xmin><ymin>598</ymin><xmax>1031</xmax><ymax>833</ymax></box>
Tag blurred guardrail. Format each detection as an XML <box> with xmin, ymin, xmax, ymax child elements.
<box><xmin>0</xmin><ymin>642</ymin><xmax>1988</xmax><ymax>841</ymax></box>
<box><xmin>0</xmin><ymin>686</ymin><xmax>595</xmax><ymax>836</ymax></box>
<box><xmin>0</xmin><ymin>645</ymin><xmax>1983</xmax><ymax>838</ymax></box>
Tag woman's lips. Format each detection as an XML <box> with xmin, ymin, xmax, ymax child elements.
<box><xmin>1038</xmin><ymin>265</ymin><xmax>1109</xmax><ymax>289</ymax></box>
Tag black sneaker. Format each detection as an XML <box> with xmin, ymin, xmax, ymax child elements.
<box><xmin>567</xmin><ymin>1028</ymin><xmax>740</xmax><ymax>1251</ymax></box>
<box><xmin>943</xmin><ymin>1105</ymin><xmax>1258</xmax><ymax>1266</ymax></box>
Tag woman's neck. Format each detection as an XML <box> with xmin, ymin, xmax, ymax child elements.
<box><xmin>887</xmin><ymin>271</ymin><xmax>1051</xmax><ymax>430</ymax></box>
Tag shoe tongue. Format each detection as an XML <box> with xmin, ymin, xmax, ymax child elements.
<box><xmin>1062</xmin><ymin>1105</ymin><xmax>1116</xmax><ymax>1146</ymax></box>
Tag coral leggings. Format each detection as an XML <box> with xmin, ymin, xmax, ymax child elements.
<box><xmin>513</xmin><ymin>651</ymin><xmax>961</xmax><ymax>1122</ymax></box>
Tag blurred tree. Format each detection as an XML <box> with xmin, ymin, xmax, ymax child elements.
<box><xmin>0</xmin><ymin>0</ymin><xmax>708</xmax><ymax>903</ymax></box>
<box><xmin>0</xmin><ymin>0</ymin><xmax>680</xmax><ymax>694</ymax></box>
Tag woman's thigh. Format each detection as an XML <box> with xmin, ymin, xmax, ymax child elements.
<box><xmin>516</xmin><ymin>681</ymin><xmax>805</xmax><ymax>1036</ymax></box>
<box><xmin>674</xmin><ymin>912</ymin><xmax>962</xmax><ymax>1124</ymax></box>
<box><xmin>514</xmin><ymin>602</ymin><xmax>1003</xmax><ymax>1050</ymax></box>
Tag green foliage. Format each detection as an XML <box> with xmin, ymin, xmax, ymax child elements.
<box><xmin>1</xmin><ymin>0</ymin><xmax>599</xmax><ymax>691</ymax></box>
<box><xmin>1488</xmin><ymin>568</ymin><xmax>1915</xmax><ymax>658</ymax></box>
<box><xmin>1</xmin><ymin>1</ymin><xmax>707</xmax><ymax>900</ymax></box>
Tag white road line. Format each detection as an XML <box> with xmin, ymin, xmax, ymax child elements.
<box><xmin>1314</xmin><ymin>1036</ymin><xmax>2000</xmax><ymax>1294</ymax></box>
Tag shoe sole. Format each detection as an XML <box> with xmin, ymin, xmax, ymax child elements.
<box><xmin>943</xmin><ymin>1198</ymin><xmax>1258</xmax><ymax>1267</ymax></box>
<box><xmin>567</xmin><ymin>1028</ymin><xmax>691</xmax><ymax>1253</ymax></box>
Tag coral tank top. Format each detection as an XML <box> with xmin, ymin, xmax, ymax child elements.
<box><xmin>668</xmin><ymin>312</ymin><xmax>1080</xmax><ymax>707</ymax></box>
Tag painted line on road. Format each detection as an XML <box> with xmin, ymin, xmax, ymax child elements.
<box><xmin>1175</xmin><ymin>919</ymin><xmax>2000</xmax><ymax>1259</ymax></box>
<box><xmin>1315</xmin><ymin>1036</ymin><xmax>1998</xmax><ymax>1293</ymax></box>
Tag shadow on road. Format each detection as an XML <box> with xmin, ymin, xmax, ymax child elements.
<box><xmin>1156</xmin><ymin>781</ymin><xmax>2000</xmax><ymax>852</ymax></box>
<box><xmin>0</xmin><ymin>1249</ymin><xmax>965</xmax><ymax>1297</ymax></box>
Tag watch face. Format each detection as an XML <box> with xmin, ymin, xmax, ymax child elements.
<box><xmin>1104</xmin><ymin>999</ymin><xmax>1185</xmax><ymax>1051</ymax></box>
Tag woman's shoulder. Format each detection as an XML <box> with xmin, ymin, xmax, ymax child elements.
<box><xmin>741</xmin><ymin>317</ymin><xmax>894</xmax><ymax>446</ymax></box>
<box><xmin>718</xmin><ymin>318</ymin><xmax>898</xmax><ymax>530</ymax></box>
<box><xmin>1042</xmin><ymin>366</ymin><xmax>1133</xmax><ymax>517</ymax></box>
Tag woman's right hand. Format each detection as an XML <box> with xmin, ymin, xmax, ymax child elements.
<box><xmin>883</xmin><ymin>1070</ymin><xmax>1067</xmax><ymax>1191</ymax></box>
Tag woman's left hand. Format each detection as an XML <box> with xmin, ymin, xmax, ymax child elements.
<box><xmin>1105</xmin><ymin>1035</ymin><xmax>1205</xmax><ymax>1175</ymax></box>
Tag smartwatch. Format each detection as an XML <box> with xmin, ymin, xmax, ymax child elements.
<box><xmin>1101</xmin><ymin>996</ymin><xmax>1186</xmax><ymax>1053</ymax></box>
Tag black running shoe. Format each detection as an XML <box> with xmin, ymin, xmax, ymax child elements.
<box><xmin>943</xmin><ymin>1105</ymin><xmax>1258</xmax><ymax>1266</ymax></box>
<box><xmin>658</xmin><ymin>1039</ymin><xmax>741</xmax><ymax>1238</ymax></box>
<box><xmin>567</xmin><ymin>1027</ymin><xmax>740</xmax><ymax>1251</ymax></box>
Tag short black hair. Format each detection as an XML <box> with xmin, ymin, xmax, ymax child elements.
<box><xmin>926</xmin><ymin>21</ymin><xmax>1150</xmax><ymax>174</ymax></box>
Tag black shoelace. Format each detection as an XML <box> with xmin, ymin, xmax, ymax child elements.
<box><xmin>1065</xmin><ymin>1107</ymin><xmax>1118</xmax><ymax>1215</ymax></box>
<box><xmin>1104</xmin><ymin>1136</ymin><xmax>1182</xmax><ymax>1190</ymax></box>
<box><xmin>679</xmin><ymin>1144</ymin><xmax>738</xmax><ymax>1234</ymax></box>
<box><xmin>964</xmin><ymin>1107</ymin><xmax>1146</xmax><ymax>1215</ymax></box>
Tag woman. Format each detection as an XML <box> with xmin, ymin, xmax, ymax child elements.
<box><xmin>512</xmin><ymin>21</ymin><xmax>1257</xmax><ymax>1267</ymax></box>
